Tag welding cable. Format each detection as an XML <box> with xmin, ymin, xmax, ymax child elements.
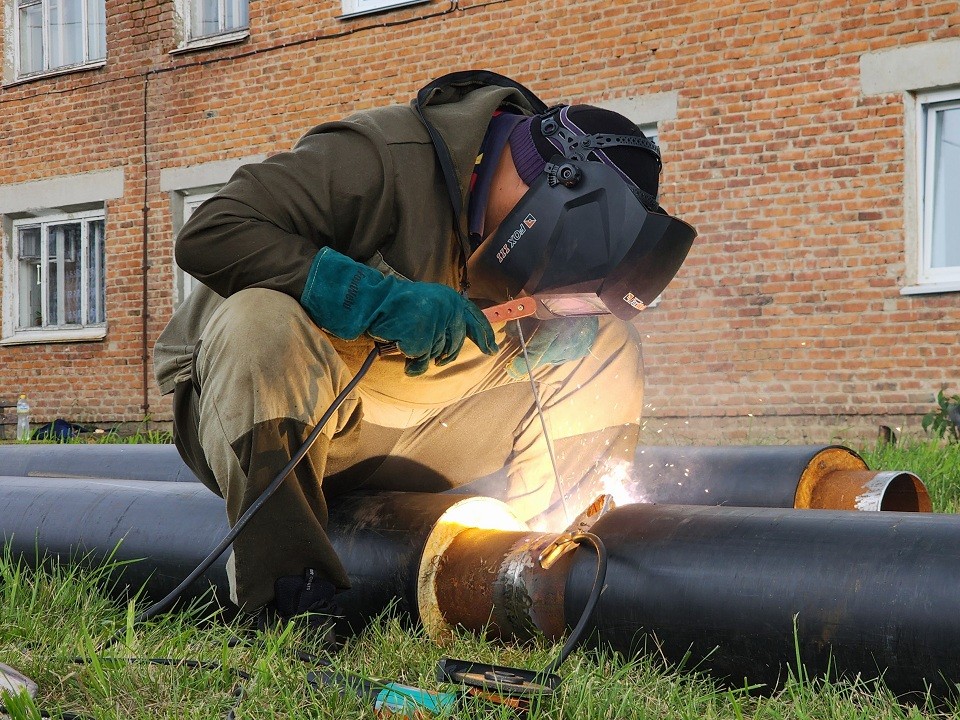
<box><xmin>100</xmin><ymin>345</ymin><xmax>382</xmax><ymax>648</ymax></box>
<box><xmin>540</xmin><ymin>531</ymin><xmax>608</xmax><ymax>676</ymax></box>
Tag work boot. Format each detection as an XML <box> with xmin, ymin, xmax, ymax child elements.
<box><xmin>256</xmin><ymin>568</ymin><xmax>344</xmax><ymax>652</ymax></box>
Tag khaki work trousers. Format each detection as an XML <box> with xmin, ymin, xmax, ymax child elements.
<box><xmin>172</xmin><ymin>288</ymin><xmax>644</xmax><ymax>610</ymax></box>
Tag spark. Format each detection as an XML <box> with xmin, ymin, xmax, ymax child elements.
<box><xmin>597</xmin><ymin>459</ymin><xmax>648</xmax><ymax>505</ymax></box>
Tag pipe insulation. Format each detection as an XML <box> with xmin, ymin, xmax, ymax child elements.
<box><xmin>0</xmin><ymin>443</ymin><xmax>930</xmax><ymax>512</ymax></box>
<box><xmin>1</xmin><ymin>476</ymin><xmax>958</xmax><ymax>697</ymax></box>
<box><xmin>564</xmin><ymin>503</ymin><xmax>960</xmax><ymax>698</ymax></box>
<box><xmin>631</xmin><ymin>444</ymin><xmax>931</xmax><ymax>512</ymax></box>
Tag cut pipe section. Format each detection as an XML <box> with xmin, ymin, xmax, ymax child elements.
<box><xmin>0</xmin><ymin>443</ymin><xmax>931</xmax><ymax>512</ymax></box>
<box><xmin>632</xmin><ymin>444</ymin><xmax>930</xmax><ymax>511</ymax></box>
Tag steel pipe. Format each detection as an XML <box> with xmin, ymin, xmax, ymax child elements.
<box><xmin>0</xmin><ymin>443</ymin><xmax>196</xmax><ymax>482</ymax></box>
<box><xmin>2</xmin><ymin>476</ymin><xmax>957</xmax><ymax>698</ymax></box>
<box><xmin>632</xmin><ymin>444</ymin><xmax>931</xmax><ymax>511</ymax></box>
<box><xmin>563</xmin><ymin>503</ymin><xmax>960</xmax><ymax>698</ymax></box>
<box><xmin>0</xmin><ymin>443</ymin><xmax>931</xmax><ymax>512</ymax></box>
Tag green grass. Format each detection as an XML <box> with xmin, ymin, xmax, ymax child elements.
<box><xmin>859</xmin><ymin>439</ymin><xmax>960</xmax><ymax>513</ymax></box>
<box><xmin>3</xmin><ymin>440</ymin><xmax>960</xmax><ymax>719</ymax></box>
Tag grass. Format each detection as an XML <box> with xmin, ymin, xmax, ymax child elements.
<box><xmin>2</xmin><ymin>438</ymin><xmax>960</xmax><ymax>719</ymax></box>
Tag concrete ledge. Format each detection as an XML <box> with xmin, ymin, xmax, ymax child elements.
<box><xmin>159</xmin><ymin>155</ymin><xmax>266</xmax><ymax>192</ymax></box>
<box><xmin>861</xmin><ymin>38</ymin><xmax>960</xmax><ymax>95</ymax></box>
<box><xmin>598</xmin><ymin>91</ymin><xmax>680</xmax><ymax>126</ymax></box>
<box><xmin>0</xmin><ymin>169</ymin><xmax>124</xmax><ymax>215</ymax></box>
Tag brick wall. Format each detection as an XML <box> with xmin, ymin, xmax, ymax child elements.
<box><xmin>0</xmin><ymin>0</ymin><xmax>957</xmax><ymax>443</ymax></box>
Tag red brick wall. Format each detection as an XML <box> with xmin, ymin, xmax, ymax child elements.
<box><xmin>0</xmin><ymin>0</ymin><xmax>958</xmax><ymax>442</ymax></box>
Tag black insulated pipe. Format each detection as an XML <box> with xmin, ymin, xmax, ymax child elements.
<box><xmin>0</xmin><ymin>443</ymin><xmax>931</xmax><ymax>511</ymax></box>
<box><xmin>2</xmin><ymin>478</ymin><xmax>957</xmax><ymax>697</ymax></box>
<box><xmin>632</xmin><ymin>444</ymin><xmax>930</xmax><ymax>511</ymax></box>
<box><xmin>564</xmin><ymin>502</ymin><xmax>960</xmax><ymax>699</ymax></box>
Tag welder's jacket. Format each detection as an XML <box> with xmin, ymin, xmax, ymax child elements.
<box><xmin>155</xmin><ymin>77</ymin><xmax>541</xmax><ymax>394</ymax></box>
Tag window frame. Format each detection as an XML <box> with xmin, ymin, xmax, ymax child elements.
<box><xmin>175</xmin><ymin>190</ymin><xmax>216</xmax><ymax>306</ymax></box>
<box><xmin>3</xmin><ymin>208</ymin><xmax>107</xmax><ymax>344</ymax></box>
<box><xmin>916</xmin><ymin>87</ymin><xmax>960</xmax><ymax>288</ymax></box>
<box><xmin>172</xmin><ymin>0</ymin><xmax>249</xmax><ymax>52</ymax></box>
<box><xmin>339</xmin><ymin>0</ymin><xmax>430</xmax><ymax>19</ymax></box>
<box><xmin>11</xmin><ymin>0</ymin><xmax>106</xmax><ymax>81</ymax></box>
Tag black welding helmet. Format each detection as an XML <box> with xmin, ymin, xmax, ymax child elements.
<box><xmin>467</xmin><ymin>105</ymin><xmax>697</xmax><ymax>320</ymax></box>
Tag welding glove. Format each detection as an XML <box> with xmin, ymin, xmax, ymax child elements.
<box><xmin>300</xmin><ymin>247</ymin><xmax>498</xmax><ymax>376</ymax></box>
<box><xmin>506</xmin><ymin>316</ymin><xmax>600</xmax><ymax>380</ymax></box>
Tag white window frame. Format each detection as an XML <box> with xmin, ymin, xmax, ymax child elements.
<box><xmin>916</xmin><ymin>88</ymin><xmax>960</xmax><ymax>288</ymax></box>
<box><xmin>10</xmin><ymin>0</ymin><xmax>106</xmax><ymax>82</ymax></box>
<box><xmin>172</xmin><ymin>0</ymin><xmax>248</xmax><ymax>52</ymax></box>
<box><xmin>4</xmin><ymin>208</ymin><xmax>107</xmax><ymax>344</ymax></box>
<box><xmin>339</xmin><ymin>0</ymin><xmax>430</xmax><ymax>19</ymax></box>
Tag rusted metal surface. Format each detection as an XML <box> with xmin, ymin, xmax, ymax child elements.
<box><xmin>797</xmin><ymin>469</ymin><xmax>932</xmax><ymax>512</ymax></box>
<box><xmin>431</xmin><ymin>528</ymin><xmax>572</xmax><ymax>641</ymax></box>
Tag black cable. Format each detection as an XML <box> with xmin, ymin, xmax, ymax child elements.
<box><xmin>541</xmin><ymin>531</ymin><xmax>607</xmax><ymax>676</ymax></box>
<box><xmin>102</xmin><ymin>345</ymin><xmax>381</xmax><ymax>648</ymax></box>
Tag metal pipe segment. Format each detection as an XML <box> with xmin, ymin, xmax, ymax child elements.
<box><xmin>0</xmin><ymin>476</ymin><xmax>956</xmax><ymax>698</ymax></box>
<box><xmin>631</xmin><ymin>444</ymin><xmax>931</xmax><ymax>512</ymax></box>
<box><xmin>564</xmin><ymin>503</ymin><xmax>960</xmax><ymax>699</ymax></box>
<box><xmin>0</xmin><ymin>442</ymin><xmax>931</xmax><ymax>512</ymax></box>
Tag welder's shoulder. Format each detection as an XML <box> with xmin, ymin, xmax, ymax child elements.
<box><xmin>341</xmin><ymin>104</ymin><xmax>432</xmax><ymax>147</ymax></box>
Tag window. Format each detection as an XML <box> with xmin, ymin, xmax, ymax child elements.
<box><xmin>340</xmin><ymin>0</ymin><xmax>429</xmax><ymax>18</ymax></box>
<box><xmin>918</xmin><ymin>89</ymin><xmax>960</xmax><ymax>286</ymax></box>
<box><xmin>175</xmin><ymin>191</ymin><xmax>214</xmax><ymax>306</ymax></box>
<box><xmin>10</xmin><ymin>210</ymin><xmax>105</xmax><ymax>337</ymax></box>
<box><xmin>180</xmin><ymin>0</ymin><xmax>247</xmax><ymax>43</ymax></box>
<box><xmin>14</xmin><ymin>0</ymin><xmax>105</xmax><ymax>79</ymax></box>
<box><xmin>639</xmin><ymin>122</ymin><xmax>659</xmax><ymax>147</ymax></box>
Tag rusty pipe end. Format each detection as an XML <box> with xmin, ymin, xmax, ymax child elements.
<box><xmin>415</xmin><ymin>497</ymin><xmax>527</xmax><ymax>641</ymax></box>
<box><xmin>797</xmin><ymin>468</ymin><xmax>932</xmax><ymax>512</ymax></box>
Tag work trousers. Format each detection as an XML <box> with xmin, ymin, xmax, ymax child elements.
<box><xmin>172</xmin><ymin>288</ymin><xmax>644</xmax><ymax>610</ymax></box>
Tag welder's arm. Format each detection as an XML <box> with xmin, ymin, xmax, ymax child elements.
<box><xmin>301</xmin><ymin>247</ymin><xmax>498</xmax><ymax>376</ymax></box>
<box><xmin>174</xmin><ymin>124</ymin><xmax>392</xmax><ymax>299</ymax></box>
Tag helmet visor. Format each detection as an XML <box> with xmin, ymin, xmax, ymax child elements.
<box><xmin>467</xmin><ymin>158</ymin><xmax>696</xmax><ymax>320</ymax></box>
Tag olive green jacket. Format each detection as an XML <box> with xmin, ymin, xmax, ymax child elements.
<box><xmin>154</xmin><ymin>74</ymin><xmax>541</xmax><ymax>394</ymax></box>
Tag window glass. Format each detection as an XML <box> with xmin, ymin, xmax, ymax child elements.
<box><xmin>340</xmin><ymin>0</ymin><xmax>428</xmax><ymax>17</ymax></box>
<box><xmin>224</xmin><ymin>0</ymin><xmax>248</xmax><ymax>31</ymax></box>
<box><xmin>18</xmin><ymin>2</ymin><xmax>43</xmax><ymax>75</ymax></box>
<box><xmin>87</xmin><ymin>219</ymin><xmax>105</xmax><ymax>324</ymax></box>
<box><xmin>15</xmin><ymin>0</ymin><xmax>104</xmax><ymax>77</ymax></box>
<box><xmin>189</xmin><ymin>0</ymin><xmax>246</xmax><ymax>39</ymax></box>
<box><xmin>17</xmin><ymin>227</ymin><xmax>42</xmax><ymax>329</ymax></box>
<box><xmin>49</xmin><ymin>0</ymin><xmax>84</xmax><ymax>67</ymax></box>
<box><xmin>929</xmin><ymin>105</ymin><xmax>960</xmax><ymax>270</ymax></box>
<box><xmin>13</xmin><ymin>213</ymin><xmax>106</xmax><ymax>333</ymax></box>
<box><xmin>86</xmin><ymin>0</ymin><xmax>106</xmax><ymax>60</ymax></box>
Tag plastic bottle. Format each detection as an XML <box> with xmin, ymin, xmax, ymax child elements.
<box><xmin>16</xmin><ymin>393</ymin><xmax>30</xmax><ymax>442</ymax></box>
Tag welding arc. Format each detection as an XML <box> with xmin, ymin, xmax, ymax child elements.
<box><xmin>103</xmin><ymin>346</ymin><xmax>381</xmax><ymax>647</ymax></box>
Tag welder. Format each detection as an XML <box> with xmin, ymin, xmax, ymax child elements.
<box><xmin>153</xmin><ymin>70</ymin><xmax>695</xmax><ymax>641</ymax></box>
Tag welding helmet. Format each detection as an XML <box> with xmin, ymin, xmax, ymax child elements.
<box><xmin>467</xmin><ymin>105</ymin><xmax>697</xmax><ymax>320</ymax></box>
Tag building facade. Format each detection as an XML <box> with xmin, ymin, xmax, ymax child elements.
<box><xmin>0</xmin><ymin>0</ymin><xmax>958</xmax><ymax>443</ymax></box>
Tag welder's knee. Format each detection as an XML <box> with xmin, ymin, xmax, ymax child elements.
<box><xmin>201</xmin><ymin>288</ymin><xmax>324</xmax><ymax>368</ymax></box>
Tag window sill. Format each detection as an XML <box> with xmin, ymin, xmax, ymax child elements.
<box><xmin>901</xmin><ymin>281</ymin><xmax>960</xmax><ymax>296</ymax></box>
<box><xmin>169</xmin><ymin>29</ymin><xmax>250</xmax><ymax>55</ymax></box>
<box><xmin>3</xmin><ymin>59</ymin><xmax>106</xmax><ymax>88</ymax></box>
<box><xmin>0</xmin><ymin>326</ymin><xmax>107</xmax><ymax>346</ymax></box>
<box><xmin>337</xmin><ymin>0</ymin><xmax>430</xmax><ymax>19</ymax></box>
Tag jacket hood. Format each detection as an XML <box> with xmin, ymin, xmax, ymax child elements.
<box><xmin>411</xmin><ymin>71</ymin><xmax>548</xmax><ymax>259</ymax></box>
